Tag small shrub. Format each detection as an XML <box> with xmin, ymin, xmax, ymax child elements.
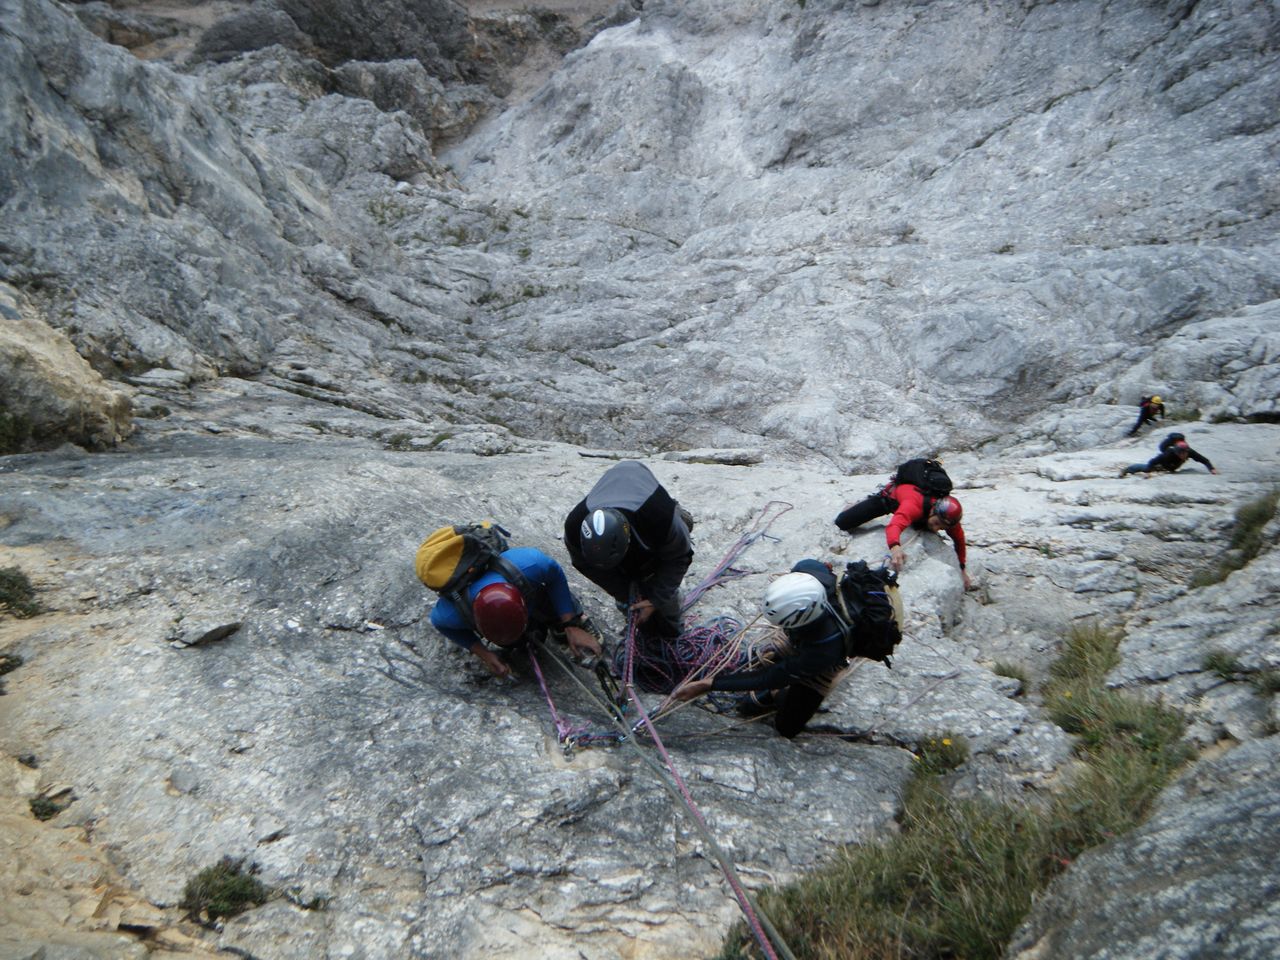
<box><xmin>180</xmin><ymin>857</ymin><xmax>271</xmax><ymax>923</ymax></box>
<box><xmin>1165</xmin><ymin>407</ymin><xmax>1202</xmax><ymax>423</ymax></box>
<box><xmin>1046</xmin><ymin>622</ymin><xmax>1121</xmax><ymax>687</ymax></box>
<box><xmin>0</xmin><ymin>411</ymin><xmax>34</xmax><ymax>454</ymax></box>
<box><xmin>1227</xmin><ymin>489</ymin><xmax>1280</xmax><ymax>557</ymax></box>
<box><xmin>1191</xmin><ymin>489</ymin><xmax>1280</xmax><ymax>588</ymax></box>
<box><xmin>366</xmin><ymin>197</ymin><xmax>407</xmax><ymax>226</ymax></box>
<box><xmin>30</xmin><ymin>795</ymin><xmax>69</xmax><ymax>820</ymax></box>
<box><xmin>0</xmin><ymin>567</ymin><xmax>41</xmax><ymax>618</ymax></box>
<box><xmin>1249</xmin><ymin>669</ymin><xmax>1280</xmax><ymax>696</ymax></box>
<box><xmin>993</xmin><ymin>661</ymin><xmax>1028</xmax><ymax>696</ymax></box>
<box><xmin>1202</xmin><ymin>649</ymin><xmax>1242</xmax><ymax>680</ymax></box>
<box><xmin>383</xmin><ymin>433</ymin><xmax>413</xmax><ymax>452</ymax></box>
<box><xmin>915</xmin><ymin>734</ymin><xmax>969</xmax><ymax>775</ymax></box>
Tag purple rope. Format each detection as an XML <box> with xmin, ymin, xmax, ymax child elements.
<box><xmin>680</xmin><ymin>500</ymin><xmax>793</xmax><ymax>612</ymax></box>
<box><xmin>622</xmin><ymin>624</ymin><xmax>781</xmax><ymax>960</ymax></box>
<box><xmin>528</xmin><ymin>645</ymin><xmax>576</xmax><ymax>742</ymax></box>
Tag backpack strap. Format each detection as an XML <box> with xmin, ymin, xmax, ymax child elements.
<box><xmin>831</xmin><ymin>581</ymin><xmax>855</xmax><ymax>655</ymax></box>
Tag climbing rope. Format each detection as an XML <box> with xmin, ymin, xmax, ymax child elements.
<box><xmin>518</xmin><ymin>501</ymin><xmax>803</xmax><ymax>957</ymax></box>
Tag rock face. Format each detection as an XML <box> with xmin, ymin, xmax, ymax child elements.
<box><xmin>1</xmin><ymin>0</ymin><xmax>1279</xmax><ymax>958</ymax></box>
<box><xmin>0</xmin><ymin>283</ymin><xmax>134</xmax><ymax>451</ymax></box>
<box><xmin>1008</xmin><ymin>736</ymin><xmax>1280</xmax><ymax>960</ymax></box>
<box><xmin>4</xmin><ymin>0</ymin><xmax>1278</xmax><ymax>469</ymax></box>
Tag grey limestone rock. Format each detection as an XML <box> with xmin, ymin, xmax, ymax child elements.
<box><xmin>191</xmin><ymin>1</ymin><xmax>311</xmax><ymax>65</ymax></box>
<box><xmin>2</xmin><ymin>0</ymin><xmax>1280</xmax><ymax>956</ymax></box>
<box><xmin>1007</xmin><ymin>736</ymin><xmax>1280</xmax><ymax>960</ymax></box>
<box><xmin>0</xmin><ymin>283</ymin><xmax>134</xmax><ymax>451</ymax></box>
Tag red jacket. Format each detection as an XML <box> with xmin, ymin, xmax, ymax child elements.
<box><xmin>884</xmin><ymin>483</ymin><xmax>967</xmax><ymax>568</ymax></box>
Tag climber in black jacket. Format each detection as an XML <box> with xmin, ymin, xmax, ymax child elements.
<box><xmin>673</xmin><ymin>560</ymin><xmax>850</xmax><ymax>739</ymax></box>
<box><xmin>1120</xmin><ymin>435</ymin><xmax>1218</xmax><ymax>476</ymax></box>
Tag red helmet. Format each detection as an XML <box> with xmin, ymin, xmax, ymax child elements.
<box><xmin>933</xmin><ymin>496</ymin><xmax>963</xmax><ymax>527</ymax></box>
<box><xmin>472</xmin><ymin>583</ymin><xmax>527</xmax><ymax>647</ymax></box>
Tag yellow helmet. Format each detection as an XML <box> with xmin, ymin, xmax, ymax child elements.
<box><xmin>1150</xmin><ymin>395</ymin><xmax>1162</xmax><ymax>405</ymax></box>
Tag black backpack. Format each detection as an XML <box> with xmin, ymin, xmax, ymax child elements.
<box><xmin>415</xmin><ymin>522</ymin><xmax>532</xmax><ymax>631</ymax></box>
<box><xmin>833</xmin><ymin>561</ymin><xmax>905</xmax><ymax>667</ymax></box>
<box><xmin>893</xmin><ymin>458</ymin><xmax>953</xmax><ymax>498</ymax></box>
<box><xmin>1159</xmin><ymin>432</ymin><xmax>1186</xmax><ymax>453</ymax></box>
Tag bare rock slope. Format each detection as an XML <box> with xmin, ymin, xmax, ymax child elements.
<box><xmin>1</xmin><ymin>0</ymin><xmax>1279</xmax><ymax>958</ymax></box>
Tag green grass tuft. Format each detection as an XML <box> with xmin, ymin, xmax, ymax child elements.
<box><xmin>179</xmin><ymin>857</ymin><xmax>272</xmax><ymax>923</ymax></box>
<box><xmin>0</xmin><ymin>566</ymin><xmax>42</xmax><ymax>618</ymax></box>
<box><xmin>1191</xmin><ymin>489</ymin><xmax>1280</xmax><ymax>588</ymax></box>
<box><xmin>30</xmin><ymin>794</ymin><xmax>71</xmax><ymax>820</ymax></box>
<box><xmin>993</xmin><ymin>661</ymin><xmax>1029</xmax><ymax>696</ymax></box>
<box><xmin>1202</xmin><ymin>650</ymin><xmax>1242</xmax><ymax>680</ymax></box>
<box><xmin>1249</xmin><ymin>670</ymin><xmax>1280</xmax><ymax>696</ymax></box>
<box><xmin>1047</xmin><ymin>622</ymin><xmax>1121</xmax><ymax>687</ymax></box>
<box><xmin>718</xmin><ymin>623</ymin><xmax>1191</xmax><ymax>960</ymax></box>
<box><xmin>914</xmin><ymin>733</ymin><xmax>970</xmax><ymax>776</ymax></box>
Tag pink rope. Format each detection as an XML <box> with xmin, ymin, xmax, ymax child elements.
<box><xmin>528</xmin><ymin>645</ymin><xmax>575</xmax><ymax>742</ymax></box>
<box><xmin>622</xmin><ymin>608</ymin><xmax>781</xmax><ymax>960</ymax></box>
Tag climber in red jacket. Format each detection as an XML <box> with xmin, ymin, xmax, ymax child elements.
<box><xmin>836</xmin><ymin>481</ymin><xmax>972</xmax><ymax>591</ymax></box>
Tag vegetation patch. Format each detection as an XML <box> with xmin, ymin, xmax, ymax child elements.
<box><xmin>1202</xmin><ymin>649</ymin><xmax>1243</xmax><ymax>681</ymax></box>
<box><xmin>0</xmin><ymin>651</ymin><xmax>23</xmax><ymax>695</ymax></box>
<box><xmin>1191</xmin><ymin>488</ymin><xmax>1279</xmax><ymax>588</ymax></box>
<box><xmin>30</xmin><ymin>793</ymin><xmax>72</xmax><ymax>821</ymax></box>
<box><xmin>914</xmin><ymin>733</ymin><xmax>969</xmax><ymax>776</ymax></box>
<box><xmin>717</xmin><ymin>623</ymin><xmax>1192</xmax><ymax>960</ymax></box>
<box><xmin>0</xmin><ymin>566</ymin><xmax>42</xmax><ymax>618</ymax></box>
<box><xmin>1249</xmin><ymin>669</ymin><xmax>1280</xmax><ymax>696</ymax></box>
<box><xmin>992</xmin><ymin>661</ymin><xmax>1029</xmax><ymax>696</ymax></box>
<box><xmin>180</xmin><ymin>857</ymin><xmax>272</xmax><ymax>924</ymax></box>
<box><xmin>0</xmin><ymin>410</ymin><xmax>34</xmax><ymax>454</ymax></box>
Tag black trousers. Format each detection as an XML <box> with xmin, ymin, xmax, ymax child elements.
<box><xmin>835</xmin><ymin>493</ymin><xmax>896</xmax><ymax>533</ymax></box>
<box><xmin>737</xmin><ymin>641</ymin><xmax>849</xmax><ymax>739</ymax></box>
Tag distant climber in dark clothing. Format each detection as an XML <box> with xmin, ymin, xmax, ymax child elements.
<box><xmin>1120</xmin><ymin>434</ymin><xmax>1218</xmax><ymax>476</ymax></box>
<box><xmin>1127</xmin><ymin>395</ymin><xmax>1166</xmax><ymax>436</ymax></box>
<box><xmin>673</xmin><ymin>560</ymin><xmax>850</xmax><ymax>739</ymax></box>
<box><xmin>564</xmin><ymin>461</ymin><xmax>693</xmax><ymax>640</ymax></box>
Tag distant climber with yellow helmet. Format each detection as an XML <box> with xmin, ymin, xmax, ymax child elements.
<box><xmin>1127</xmin><ymin>394</ymin><xmax>1166</xmax><ymax>436</ymax></box>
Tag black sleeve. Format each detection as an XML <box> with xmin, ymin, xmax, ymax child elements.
<box><xmin>711</xmin><ymin>633</ymin><xmax>845</xmax><ymax>693</ymax></box>
<box><xmin>1188</xmin><ymin>449</ymin><xmax>1214</xmax><ymax>471</ymax></box>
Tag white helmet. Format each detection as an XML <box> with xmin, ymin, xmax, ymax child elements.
<box><xmin>763</xmin><ymin>572</ymin><xmax>828</xmax><ymax>628</ymax></box>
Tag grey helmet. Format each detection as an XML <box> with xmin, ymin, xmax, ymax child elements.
<box><xmin>579</xmin><ymin>508</ymin><xmax>631</xmax><ymax>568</ymax></box>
